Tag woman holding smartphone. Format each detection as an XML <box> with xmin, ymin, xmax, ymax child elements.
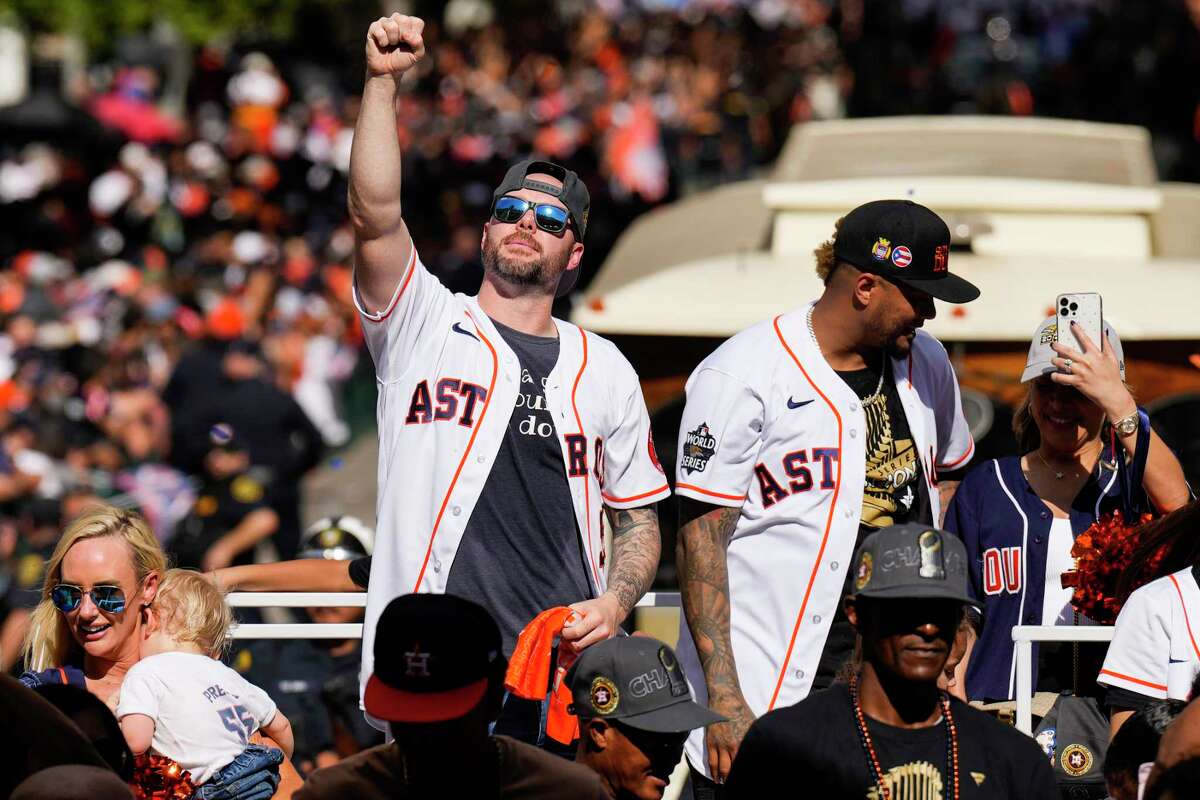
<box><xmin>943</xmin><ymin>314</ymin><xmax>1189</xmax><ymax>703</ymax></box>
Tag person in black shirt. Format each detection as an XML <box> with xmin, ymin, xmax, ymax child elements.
<box><xmin>727</xmin><ymin>523</ymin><xmax>1056</xmax><ymax>800</ymax></box>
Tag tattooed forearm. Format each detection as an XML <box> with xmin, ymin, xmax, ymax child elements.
<box><xmin>677</xmin><ymin>498</ymin><xmax>743</xmax><ymax>700</ymax></box>
<box><xmin>604</xmin><ymin>505</ymin><xmax>662</xmax><ymax>619</ymax></box>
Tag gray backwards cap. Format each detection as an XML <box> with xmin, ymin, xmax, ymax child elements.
<box><xmin>851</xmin><ymin>522</ymin><xmax>976</xmax><ymax>607</ymax></box>
<box><xmin>566</xmin><ymin>636</ymin><xmax>725</xmax><ymax>734</ymax></box>
<box><xmin>493</xmin><ymin>159</ymin><xmax>590</xmax><ymax>297</ymax></box>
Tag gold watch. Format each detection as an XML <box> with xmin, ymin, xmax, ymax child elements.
<box><xmin>1112</xmin><ymin>410</ymin><xmax>1140</xmax><ymax>437</ymax></box>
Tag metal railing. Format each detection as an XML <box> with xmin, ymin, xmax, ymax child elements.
<box><xmin>1012</xmin><ymin>625</ymin><xmax>1115</xmax><ymax>735</ymax></box>
<box><xmin>226</xmin><ymin>591</ymin><xmax>682</xmax><ymax>640</ymax></box>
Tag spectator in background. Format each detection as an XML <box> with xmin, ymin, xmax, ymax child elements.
<box><xmin>296</xmin><ymin>593</ymin><xmax>608</xmax><ymax>799</ymax></box>
<box><xmin>1104</xmin><ymin>702</ymin><xmax>1185</xmax><ymax>800</ymax></box>
<box><xmin>945</xmin><ymin>317</ymin><xmax>1189</xmax><ymax>703</ymax></box>
<box><xmin>231</xmin><ymin>515</ymin><xmax>381</xmax><ymax>775</ymax></box>
<box><xmin>167</xmin><ymin>423</ymin><xmax>279</xmax><ymax>573</ymax></box>
<box><xmin>568</xmin><ymin>635</ymin><xmax>723</xmax><ymax>800</ymax></box>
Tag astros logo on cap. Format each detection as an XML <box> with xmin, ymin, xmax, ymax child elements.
<box><xmin>855</xmin><ymin>553</ymin><xmax>873</xmax><ymax>591</ymax></box>
<box><xmin>590</xmin><ymin>676</ymin><xmax>619</xmax><ymax>714</ymax></box>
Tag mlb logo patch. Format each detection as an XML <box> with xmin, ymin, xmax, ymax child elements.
<box><xmin>891</xmin><ymin>246</ymin><xmax>912</xmax><ymax>268</ymax></box>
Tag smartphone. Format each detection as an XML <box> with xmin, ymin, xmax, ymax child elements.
<box><xmin>1055</xmin><ymin>292</ymin><xmax>1104</xmax><ymax>352</ymax></box>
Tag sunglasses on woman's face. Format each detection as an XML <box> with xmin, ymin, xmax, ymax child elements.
<box><xmin>491</xmin><ymin>195</ymin><xmax>572</xmax><ymax>235</ymax></box>
<box><xmin>51</xmin><ymin>584</ymin><xmax>127</xmax><ymax>614</ymax></box>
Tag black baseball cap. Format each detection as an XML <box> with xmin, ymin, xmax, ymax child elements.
<box><xmin>364</xmin><ymin>594</ymin><xmax>504</xmax><ymax>723</ymax></box>
<box><xmin>833</xmin><ymin>200</ymin><xmax>980</xmax><ymax>304</ymax></box>
<box><xmin>493</xmin><ymin>159</ymin><xmax>590</xmax><ymax>297</ymax></box>
<box><xmin>851</xmin><ymin>523</ymin><xmax>977</xmax><ymax>606</ymax></box>
<box><xmin>566</xmin><ymin>636</ymin><xmax>725</xmax><ymax>733</ymax></box>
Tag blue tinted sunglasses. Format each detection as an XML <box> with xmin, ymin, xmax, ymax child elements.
<box><xmin>491</xmin><ymin>195</ymin><xmax>573</xmax><ymax>235</ymax></box>
<box><xmin>51</xmin><ymin>583</ymin><xmax>127</xmax><ymax>614</ymax></box>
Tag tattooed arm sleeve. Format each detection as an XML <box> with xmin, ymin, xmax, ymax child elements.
<box><xmin>603</xmin><ymin>505</ymin><xmax>662</xmax><ymax>620</ymax></box>
<box><xmin>677</xmin><ymin>497</ymin><xmax>744</xmax><ymax>700</ymax></box>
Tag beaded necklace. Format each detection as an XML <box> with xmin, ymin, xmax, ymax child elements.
<box><xmin>849</xmin><ymin>674</ymin><xmax>959</xmax><ymax>800</ymax></box>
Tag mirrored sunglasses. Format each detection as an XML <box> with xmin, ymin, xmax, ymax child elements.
<box><xmin>51</xmin><ymin>584</ymin><xmax>127</xmax><ymax>614</ymax></box>
<box><xmin>491</xmin><ymin>195</ymin><xmax>572</xmax><ymax>234</ymax></box>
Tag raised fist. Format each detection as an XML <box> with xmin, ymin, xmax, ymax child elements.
<box><xmin>365</xmin><ymin>14</ymin><xmax>425</xmax><ymax>79</ymax></box>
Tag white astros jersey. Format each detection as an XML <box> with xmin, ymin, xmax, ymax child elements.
<box><xmin>674</xmin><ymin>302</ymin><xmax>974</xmax><ymax>779</ymax></box>
<box><xmin>354</xmin><ymin>245</ymin><xmax>670</xmax><ymax>708</ymax></box>
<box><xmin>1099</xmin><ymin>567</ymin><xmax>1200</xmax><ymax>702</ymax></box>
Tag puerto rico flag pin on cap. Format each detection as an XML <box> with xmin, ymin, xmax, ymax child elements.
<box><xmin>891</xmin><ymin>246</ymin><xmax>912</xmax><ymax>268</ymax></box>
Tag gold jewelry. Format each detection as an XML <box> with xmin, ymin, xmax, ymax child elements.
<box><xmin>1035</xmin><ymin>451</ymin><xmax>1068</xmax><ymax>480</ymax></box>
<box><xmin>1112</xmin><ymin>410</ymin><xmax>1140</xmax><ymax>437</ymax></box>
<box><xmin>807</xmin><ymin>305</ymin><xmax>886</xmax><ymax>402</ymax></box>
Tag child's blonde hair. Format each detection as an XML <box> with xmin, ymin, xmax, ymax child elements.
<box><xmin>154</xmin><ymin>569</ymin><xmax>232</xmax><ymax>658</ymax></box>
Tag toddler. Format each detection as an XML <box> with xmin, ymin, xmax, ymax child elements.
<box><xmin>117</xmin><ymin>568</ymin><xmax>293</xmax><ymax>785</ymax></box>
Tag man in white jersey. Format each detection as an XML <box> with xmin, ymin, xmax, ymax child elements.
<box><xmin>674</xmin><ymin>199</ymin><xmax>980</xmax><ymax>793</ymax></box>
<box><xmin>349</xmin><ymin>14</ymin><xmax>669</xmax><ymax>743</ymax></box>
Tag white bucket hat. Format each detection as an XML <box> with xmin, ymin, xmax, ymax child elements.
<box><xmin>1021</xmin><ymin>316</ymin><xmax>1125</xmax><ymax>383</ymax></box>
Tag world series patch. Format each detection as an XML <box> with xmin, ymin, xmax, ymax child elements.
<box><xmin>681</xmin><ymin>423</ymin><xmax>716</xmax><ymax>474</ymax></box>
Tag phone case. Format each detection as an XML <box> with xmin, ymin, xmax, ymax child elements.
<box><xmin>1055</xmin><ymin>292</ymin><xmax>1104</xmax><ymax>352</ymax></box>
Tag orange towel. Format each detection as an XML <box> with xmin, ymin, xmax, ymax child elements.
<box><xmin>504</xmin><ymin>606</ymin><xmax>580</xmax><ymax>745</ymax></box>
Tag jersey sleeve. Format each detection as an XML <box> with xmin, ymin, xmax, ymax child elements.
<box><xmin>238</xmin><ymin>676</ymin><xmax>279</xmax><ymax>732</ymax></box>
<box><xmin>1097</xmin><ymin>583</ymin><xmax>1171</xmax><ymax>699</ymax></box>
<box><xmin>926</xmin><ymin>338</ymin><xmax>974</xmax><ymax>471</ymax></box>
<box><xmin>115</xmin><ymin>663</ymin><xmax>161</xmax><ymax>720</ymax></box>
<box><xmin>674</xmin><ymin>367</ymin><xmax>764</xmax><ymax>507</ymax></box>
<box><xmin>352</xmin><ymin>242</ymin><xmax>454</xmax><ymax>384</ymax></box>
<box><xmin>599</xmin><ymin>360</ymin><xmax>671</xmax><ymax>509</ymax></box>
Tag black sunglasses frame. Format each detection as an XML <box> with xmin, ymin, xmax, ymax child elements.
<box><xmin>51</xmin><ymin>583</ymin><xmax>128</xmax><ymax>614</ymax></box>
<box><xmin>491</xmin><ymin>195</ymin><xmax>574</xmax><ymax>236</ymax></box>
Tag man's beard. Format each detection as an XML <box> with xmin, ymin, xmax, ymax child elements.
<box><xmin>482</xmin><ymin>233</ymin><xmax>564</xmax><ymax>290</ymax></box>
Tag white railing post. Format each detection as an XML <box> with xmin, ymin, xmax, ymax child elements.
<box><xmin>1011</xmin><ymin>625</ymin><xmax>1117</xmax><ymax>735</ymax></box>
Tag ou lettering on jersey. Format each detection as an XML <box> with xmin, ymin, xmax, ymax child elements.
<box><xmin>982</xmin><ymin>546</ymin><xmax>1023</xmax><ymax>595</ymax></box>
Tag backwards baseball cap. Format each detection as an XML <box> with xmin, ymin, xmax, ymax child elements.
<box><xmin>851</xmin><ymin>522</ymin><xmax>976</xmax><ymax>607</ymax></box>
<box><xmin>297</xmin><ymin>515</ymin><xmax>373</xmax><ymax>560</ymax></box>
<box><xmin>833</xmin><ymin>200</ymin><xmax>980</xmax><ymax>304</ymax></box>
<box><xmin>1021</xmin><ymin>316</ymin><xmax>1125</xmax><ymax>384</ymax></box>
<box><xmin>566</xmin><ymin>636</ymin><xmax>724</xmax><ymax>733</ymax></box>
<box><xmin>492</xmin><ymin>159</ymin><xmax>590</xmax><ymax>297</ymax></box>
<box><xmin>364</xmin><ymin>594</ymin><xmax>504</xmax><ymax>723</ymax></box>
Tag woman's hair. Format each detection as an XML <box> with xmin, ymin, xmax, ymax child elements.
<box><xmin>22</xmin><ymin>506</ymin><xmax>166</xmax><ymax>672</ymax></box>
<box><xmin>154</xmin><ymin>569</ymin><xmax>232</xmax><ymax>658</ymax></box>
<box><xmin>1117</xmin><ymin>500</ymin><xmax>1200</xmax><ymax>602</ymax></box>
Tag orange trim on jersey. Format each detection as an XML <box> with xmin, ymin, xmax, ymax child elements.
<box><xmin>412</xmin><ymin>311</ymin><xmax>497</xmax><ymax>592</ymax></box>
<box><xmin>938</xmin><ymin>438</ymin><xmax>975</xmax><ymax>470</ymax></box>
<box><xmin>676</xmin><ymin>483</ymin><xmax>747</xmax><ymax>502</ymax></box>
<box><xmin>768</xmin><ymin>315</ymin><xmax>843</xmax><ymax>711</ymax></box>
<box><xmin>907</xmin><ymin>350</ymin><xmax>914</xmax><ymax>386</ymax></box>
<box><xmin>1169</xmin><ymin>574</ymin><xmax>1200</xmax><ymax>662</ymax></box>
<box><xmin>601</xmin><ymin>484</ymin><xmax>670</xmax><ymax>504</ymax></box>
<box><xmin>362</xmin><ymin>246</ymin><xmax>418</xmax><ymax>324</ymax></box>
<box><xmin>570</xmin><ymin>329</ymin><xmax>602</xmax><ymax>588</ymax></box>
<box><xmin>1099</xmin><ymin>669</ymin><xmax>1168</xmax><ymax>692</ymax></box>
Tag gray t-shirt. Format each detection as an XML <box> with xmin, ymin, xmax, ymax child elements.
<box><xmin>446</xmin><ymin>319</ymin><xmax>593</xmax><ymax>655</ymax></box>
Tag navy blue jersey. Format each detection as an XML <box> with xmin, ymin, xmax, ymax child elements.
<box><xmin>944</xmin><ymin>411</ymin><xmax>1151</xmax><ymax>700</ymax></box>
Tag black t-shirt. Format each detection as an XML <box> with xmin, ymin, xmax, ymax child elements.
<box><xmin>727</xmin><ymin>683</ymin><xmax>1058</xmax><ymax>800</ymax></box>
<box><xmin>815</xmin><ymin>357</ymin><xmax>932</xmax><ymax>689</ymax></box>
<box><xmin>446</xmin><ymin>320</ymin><xmax>592</xmax><ymax>655</ymax></box>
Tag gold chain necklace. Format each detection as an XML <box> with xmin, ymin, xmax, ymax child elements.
<box><xmin>807</xmin><ymin>306</ymin><xmax>886</xmax><ymax>402</ymax></box>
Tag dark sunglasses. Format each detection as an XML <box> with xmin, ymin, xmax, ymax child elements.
<box><xmin>491</xmin><ymin>195</ymin><xmax>572</xmax><ymax>235</ymax></box>
<box><xmin>51</xmin><ymin>583</ymin><xmax>127</xmax><ymax>614</ymax></box>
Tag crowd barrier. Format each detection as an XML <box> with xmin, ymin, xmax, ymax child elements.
<box><xmin>1012</xmin><ymin>624</ymin><xmax>1116</xmax><ymax>734</ymax></box>
<box><xmin>226</xmin><ymin>591</ymin><xmax>683</xmax><ymax>640</ymax></box>
<box><xmin>226</xmin><ymin>598</ymin><xmax>1105</xmax><ymax>737</ymax></box>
